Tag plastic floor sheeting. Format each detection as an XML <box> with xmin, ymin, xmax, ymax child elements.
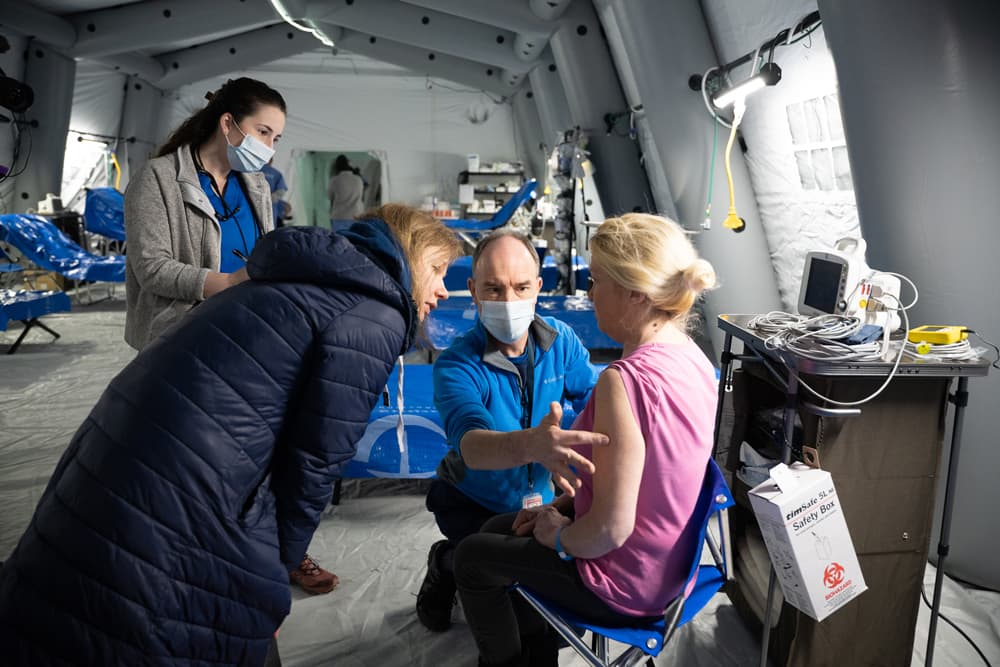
<box><xmin>1</xmin><ymin>297</ymin><xmax>998</xmax><ymax>667</ymax></box>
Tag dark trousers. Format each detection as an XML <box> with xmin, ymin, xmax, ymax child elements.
<box><xmin>425</xmin><ymin>479</ymin><xmax>497</xmax><ymax>571</ymax></box>
<box><xmin>454</xmin><ymin>513</ymin><xmax>658</xmax><ymax>664</ymax></box>
<box><xmin>263</xmin><ymin>637</ymin><xmax>281</xmax><ymax>667</ymax></box>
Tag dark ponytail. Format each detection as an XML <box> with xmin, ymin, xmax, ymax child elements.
<box><xmin>155</xmin><ymin>77</ymin><xmax>286</xmax><ymax>158</ymax></box>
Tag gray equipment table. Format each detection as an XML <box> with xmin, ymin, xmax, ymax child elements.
<box><xmin>713</xmin><ymin>314</ymin><xmax>991</xmax><ymax>667</ymax></box>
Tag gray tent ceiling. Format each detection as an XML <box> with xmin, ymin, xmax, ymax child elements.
<box><xmin>1</xmin><ymin>0</ymin><xmax>577</xmax><ymax>95</ymax></box>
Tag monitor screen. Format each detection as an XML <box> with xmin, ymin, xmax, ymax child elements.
<box><xmin>802</xmin><ymin>257</ymin><xmax>843</xmax><ymax>314</ymax></box>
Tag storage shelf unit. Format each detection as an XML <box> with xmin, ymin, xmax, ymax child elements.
<box><xmin>459</xmin><ymin>169</ymin><xmax>524</xmax><ymax>218</ymax></box>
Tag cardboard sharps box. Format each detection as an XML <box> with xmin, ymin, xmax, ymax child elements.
<box><xmin>748</xmin><ymin>462</ymin><xmax>867</xmax><ymax>621</ymax></box>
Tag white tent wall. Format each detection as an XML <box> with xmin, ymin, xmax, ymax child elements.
<box><xmin>61</xmin><ymin>61</ymin><xmax>127</xmax><ymax>205</ymax></box>
<box><xmin>818</xmin><ymin>0</ymin><xmax>1000</xmax><ymax>594</ymax></box>
<box><xmin>511</xmin><ymin>88</ymin><xmax>547</xmax><ymax>183</ymax></box>
<box><xmin>10</xmin><ymin>40</ymin><xmax>76</xmax><ymax>213</ymax></box>
<box><xmin>0</xmin><ymin>31</ymin><xmax>28</xmax><ymax>212</ymax></box>
<box><xmin>116</xmin><ymin>76</ymin><xmax>167</xmax><ymax>189</ymax></box>
<box><xmin>161</xmin><ymin>57</ymin><xmax>519</xmax><ymax>223</ymax></box>
<box><xmin>592</xmin><ymin>0</ymin><xmax>782</xmax><ymax>359</ymax></box>
<box><xmin>700</xmin><ymin>0</ymin><xmax>861</xmax><ymax>310</ymax></box>
<box><xmin>593</xmin><ymin>4</ymin><xmax>676</xmax><ymax>220</ymax></box>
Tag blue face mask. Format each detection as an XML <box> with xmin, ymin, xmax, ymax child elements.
<box><xmin>226</xmin><ymin>119</ymin><xmax>274</xmax><ymax>172</ymax></box>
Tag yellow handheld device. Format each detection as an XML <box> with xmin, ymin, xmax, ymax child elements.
<box><xmin>908</xmin><ymin>325</ymin><xmax>968</xmax><ymax>345</ymax></box>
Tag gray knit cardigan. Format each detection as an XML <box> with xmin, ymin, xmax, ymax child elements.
<box><xmin>122</xmin><ymin>146</ymin><xmax>274</xmax><ymax>350</ymax></box>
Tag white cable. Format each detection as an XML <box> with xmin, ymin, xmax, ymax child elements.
<box><xmin>792</xmin><ymin>292</ymin><xmax>911</xmax><ymax>407</ymax></box>
<box><xmin>395</xmin><ymin>355</ymin><xmax>407</xmax><ymax>455</ymax></box>
<box><xmin>876</xmin><ymin>270</ymin><xmax>919</xmax><ymax>310</ymax></box>
<box><xmin>902</xmin><ymin>339</ymin><xmax>982</xmax><ymax>363</ymax></box>
<box><xmin>747</xmin><ymin>268</ymin><xmax>920</xmax><ymax>407</ymax></box>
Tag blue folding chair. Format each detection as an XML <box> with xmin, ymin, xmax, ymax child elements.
<box><xmin>513</xmin><ymin>459</ymin><xmax>734</xmax><ymax>667</ymax></box>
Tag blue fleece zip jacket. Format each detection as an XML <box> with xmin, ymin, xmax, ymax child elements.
<box><xmin>434</xmin><ymin>316</ymin><xmax>599</xmax><ymax>513</ymax></box>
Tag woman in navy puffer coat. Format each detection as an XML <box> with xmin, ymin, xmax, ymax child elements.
<box><xmin>0</xmin><ymin>205</ymin><xmax>460</xmax><ymax>666</ymax></box>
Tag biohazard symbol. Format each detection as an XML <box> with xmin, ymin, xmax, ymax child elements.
<box><xmin>823</xmin><ymin>562</ymin><xmax>845</xmax><ymax>589</ymax></box>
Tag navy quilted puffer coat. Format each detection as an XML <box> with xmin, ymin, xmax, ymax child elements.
<box><xmin>0</xmin><ymin>221</ymin><xmax>417</xmax><ymax>666</ymax></box>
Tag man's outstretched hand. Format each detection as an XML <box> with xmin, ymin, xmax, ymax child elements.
<box><xmin>528</xmin><ymin>401</ymin><xmax>608</xmax><ymax>496</ymax></box>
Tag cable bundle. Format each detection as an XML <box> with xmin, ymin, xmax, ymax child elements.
<box><xmin>903</xmin><ymin>339</ymin><xmax>987</xmax><ymax>364</ymax></box>
<box><xmin>748</xmin><ymin>311</ymin><xmax>882</xmax><ymax>361</ymax></box>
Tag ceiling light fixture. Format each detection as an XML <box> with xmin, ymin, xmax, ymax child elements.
<box><xmin>268</xmin><ymin>0</ymin><xmax>337</xmax><ymax>48</ymax></box>
<box><xmin>713</xmin><ymin>62</ymin><xmax>782</xmax><ymax>109</ymax></box>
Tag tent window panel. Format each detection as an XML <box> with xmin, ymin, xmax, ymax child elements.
<box><xmin>795</xmin><ymin>150</ymin><xmax>817</xmax><ymax>190</ymax></box>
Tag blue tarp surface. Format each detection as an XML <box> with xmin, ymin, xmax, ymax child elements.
<box><xmin>83</xmin><ymin>188</ymin><xmax>127</xmax><ymax>241</ymax></box>
<box><xmin>0</xmin><ymin>214</ymin><xmax>126</xmax><ymax>283</ymax></box>
<box><xmin>343</xmin><ymin>363</ymin><xmax>587</xmax><ymax>479</ymax></box>
<box><xmin>0</xmin><ymin>290</ymin><xmax>71</xmax><ymax>331</ymax></box>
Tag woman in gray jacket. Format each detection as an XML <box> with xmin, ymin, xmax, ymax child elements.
<box><xmin>124</xmin><ymin>77</ymin><xmax>283</xmax><ymax>352</ymax></box>
<box><xmin>123</xmin><ymin>77</ymin><xmax>338</xmax><ymax>597</ymax></box>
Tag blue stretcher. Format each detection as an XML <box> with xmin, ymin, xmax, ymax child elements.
<box><xmin>342</xmin><ymin>364</ymin><xmax>445</xmax><ymax>478</ymax></box>
<box><xmin>0</xmin><ymin>289</ymin><xmax>72</xmax><ymax>353</ymax></box>
<box><xmin>0</xmin><ymin>262</ymin><xmax>24</xmax><ymax>286</ymax></box>
<box><xmin>444</xmin><ymin>179</ymin><xmax>538</xmax><ymax>233</ymax></box>
<box><xmin>443</xmin><ymin>254</ymin><xmax>590</xmax><ymax>293</ymax></box>
<box><xmin>83</xmin><ymin>188</ymin><xmax>126</xmax><ymax>242</ymax></box>
<box><xmin>425</xmin><ymin>295</ymin><xmax>619</xmax><ymax>351</ymax></box>
<box><xmin>0</xmin><ymin>214</ymin><xmax>126</xmax><ymax>283</ymax></box>
<box><xmin>343</xmin><ymin>363</ymin><xmax>586</xmax><ymax>479</ymax></box>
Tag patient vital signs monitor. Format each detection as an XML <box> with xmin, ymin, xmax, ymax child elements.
<box><xmin>797</xmin><ymin>238</ymin><xmax>902</xmax><ymax>331</ymax></box>
<box><xmin>797</xmin><ymin>238</ymin><xmax>867</xmax><ymax>318</ymax></box>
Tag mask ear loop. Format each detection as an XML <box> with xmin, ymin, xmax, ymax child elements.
<box><xmin>222</xmin><ymin>113</ymin><xmax>246</xmax><ymax>149</ymax></box>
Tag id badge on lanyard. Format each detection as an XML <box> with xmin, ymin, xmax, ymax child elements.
<box><xmin>522</xmin><ymin>461</ymin><xmax>542</xmax><ymax>509</ymax></box>
<box><xmin>522</xmin><ymin>492</ymin><xmax>543</xmax><ymax>509</ymax></box>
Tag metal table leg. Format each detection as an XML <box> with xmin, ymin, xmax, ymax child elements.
<box><xmin>925</xmin><ymin>377</ymin><xmax>970</xmax><ymax>667</ymax></box>
<box><xmin>759</xmin><ymin>370</ymin><xmax>799</xmax><ymax>667</ymax></box>
<box><xmin>713</xmin><ymin>332</ymin><xmax>734</xmax><ymax>458</ymax></box>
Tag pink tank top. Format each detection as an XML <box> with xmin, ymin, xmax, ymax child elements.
<box><xmin>571</xmin><ymin>340</ymin><xmax>717</xmax><ymax>617</ymax></box>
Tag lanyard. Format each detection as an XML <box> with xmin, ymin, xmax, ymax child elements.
<box><xmin>519</xmin><ymin>335</ymin><xmax>536</xmax><ymax>490</ymax></box>
<box><xmin>193</xmin><ymin>147</ymin><xmax>262</xmax><ymax>237</ymax></box>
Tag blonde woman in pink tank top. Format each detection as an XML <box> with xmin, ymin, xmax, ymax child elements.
<box><xmin>453</xmin><ymin>213</ymin><xmax>719</xmax><ymax>667</ymax></box>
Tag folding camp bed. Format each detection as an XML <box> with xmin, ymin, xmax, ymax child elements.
<box><xmin>0</xmin><ymin>214</ymin><xmax>126</xmax><ymax>303</ymax></box>
<box><xmin>0</xmin><ymin>289</ymin><xmax>72</xmax><ymax>354</ymax></box>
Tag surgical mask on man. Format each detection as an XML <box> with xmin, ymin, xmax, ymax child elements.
<box><xmin>226</xmin><ymin>120</ymin><xmax>274</xmax><ymax>172</ymax></box>
<box><xmin>479</xmin><ymin>298</ymin><xmax>535</xmax><ymax>344</ymax></box>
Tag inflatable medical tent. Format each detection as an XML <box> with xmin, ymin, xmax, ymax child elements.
<box><xmin>1</xmin><ymin>1</ymin><xmax>998</xmax><ymax>664</ymax></box>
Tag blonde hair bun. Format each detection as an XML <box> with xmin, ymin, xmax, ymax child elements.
<box><xmin>589</xmin><ymin>213</ymin><xmax>717</xmax><ymax>328</ymax></box>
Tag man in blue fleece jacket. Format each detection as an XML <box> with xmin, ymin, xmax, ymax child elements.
<box><xmin>416</xmin><ymin>231</ymin><xmax>607</xmax><ymax>632</ymax></box>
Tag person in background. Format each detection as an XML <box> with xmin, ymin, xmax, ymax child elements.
<box><xmin>328</xmin><ymin>154</ymin><xmax>364</xmax><ymax>222</ymax></box>
<box><xmin>0</xmin><ymin>205</ymin><xmax>461</xmax><ymax>667</ymax></box>
<box><xmin>261</xmin><ymin>159</ymin><xmax>292</xmax><ymax>227</ymax></box>
<box><xmin>453</xmin><ymin>214</ymin><xmax>719</xmax><ymax>667</ymax></box>
<box><xmin>416</xmin><ymin>230</ymin><xmax>606</xmax><ymax>633</ymax></box>
<box><xmin>123</xmin><ymin>77</ymin><xmax>336</xmax><ymax>595</ymax></box>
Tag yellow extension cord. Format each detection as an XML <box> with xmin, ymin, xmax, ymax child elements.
<box><xmin>722</xmin><ymin>102</ymin><xmax>747</xmax><ymax>233</ymax></box>
<box><xmin>111</xmin><ymin>152</ymin><xmax>122</xmax><ymax>191</ymax></box>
